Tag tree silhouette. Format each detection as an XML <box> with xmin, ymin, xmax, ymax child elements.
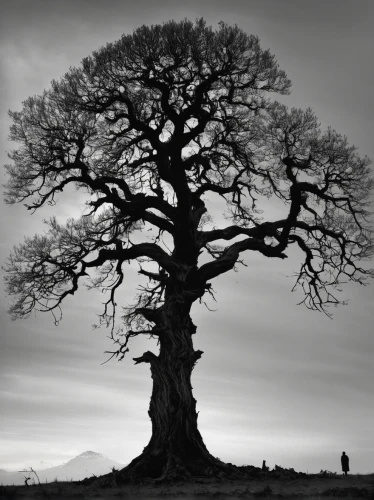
<box><xmin>4</xmin><ymin>19</ymin><xmax>373</xmax><ymax>482</ymax></box>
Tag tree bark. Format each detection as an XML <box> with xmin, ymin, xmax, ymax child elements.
<box><xmin>99</xmin><ymin>292</ymin><xmax>236</xmax><ymax>484</ymax></box>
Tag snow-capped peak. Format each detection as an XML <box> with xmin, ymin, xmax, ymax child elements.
<box><xmin>76</xmin><ymin>451</ymin><xmax>105</xmax><ymax>459</ymax></box>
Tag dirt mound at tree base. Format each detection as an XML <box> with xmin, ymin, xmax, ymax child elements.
<box><xmin>80</xmin><ymin>462</ymin><xmax>308</xmax><ymax>488</ymax></box>
<box><xmin>237</xmin><ymin>464</ymin><xmax>307</xmax><ymax>480</ymax></box>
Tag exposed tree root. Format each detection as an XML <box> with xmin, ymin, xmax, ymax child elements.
<box><xmin>81</xmin><ymin>450</ymin><xmax>262</xmax><ymax>489</ymax></box>
<box><xmin>80</xmin><ymin>451</ymin><xmax>310</xmax><ymax>491</ymax></box>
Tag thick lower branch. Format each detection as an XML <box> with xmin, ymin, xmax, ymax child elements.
<box><xmin>197</xmin><ymin>219</ymin><xmax>287</xmax><ymax>247</ymax></box>
<box><xmin>199</xmin><ymin>237</ymin><xmax>287</xmax><ymax>282</ymax></box>
<box><xmin>133</xmin><ymin>351</ymin><xmax>158</xmax><ymax>365</ymax></box>
<box><xmin>84</xmin><ymin>242</ymin><xmax>178</xmax><ymax>276</ymax></box>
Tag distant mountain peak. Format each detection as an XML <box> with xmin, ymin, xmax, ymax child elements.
<box><xmin>77</xmin><ymin>451</ymin><xmax>104</xmax><ymax>459</ymax></box>
<box><xmin>60</xmin><ymin>451</ymin><xmax>107</xmax><ymax>469</ymax></box>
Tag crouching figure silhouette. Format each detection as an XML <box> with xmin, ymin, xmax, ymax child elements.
<box><xmin>341</xmin><ymin>451</ymin><xmax>349</xmax><ymax>476</ymax></box>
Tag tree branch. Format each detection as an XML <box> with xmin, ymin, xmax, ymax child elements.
<box><xmin>197</xmin><ymin>220</ymin><xmax>287</xmax><ymax>248</ymax></box>
<box><xmin>199</xmin><ymin>237</ymin><xmax>287</xmax><ymax>282</ymax></box>
<box><xmin>133</xmin><ymin>351</ymin><xmax>158</xmax><ymax>365</ymax></box>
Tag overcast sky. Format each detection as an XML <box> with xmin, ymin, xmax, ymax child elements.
<box><xmin>1</xmin><ymin>0</ymin><xmax>373</xmax><ymax>475</ymax></box>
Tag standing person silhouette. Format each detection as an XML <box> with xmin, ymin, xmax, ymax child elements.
<box><xmin>341</xmin><ymin>451</ymin><xmax>349</xmax><ymax>476</ymax></box>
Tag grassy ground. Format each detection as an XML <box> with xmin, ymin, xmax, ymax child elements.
<box><xmin>0</xmin><ymin>473</ymin><xmax>373</xmax><ymax>500</ymax></box>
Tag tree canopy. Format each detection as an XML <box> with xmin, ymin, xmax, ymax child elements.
<box><xmin>4</xmin><ymin>17</ymin><xmax>374</xmax><ymax>346</ymax></box>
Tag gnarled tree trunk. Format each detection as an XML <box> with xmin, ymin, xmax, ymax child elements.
<box><xmin>110</xmin><ymin>291</ymin><xmax>233</xmax><ymax>484</ymax></box>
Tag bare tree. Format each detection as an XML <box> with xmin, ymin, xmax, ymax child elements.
<box><xmin>3</xmin><ymin>19</ymin><xmax>373</xmax><ymax>482</ymax></box>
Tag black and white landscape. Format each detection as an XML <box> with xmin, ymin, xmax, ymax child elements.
<box><xmin>0</xmin><ymin>0</ymin><xmax>373</xmax><ymax>483</ymax></box>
